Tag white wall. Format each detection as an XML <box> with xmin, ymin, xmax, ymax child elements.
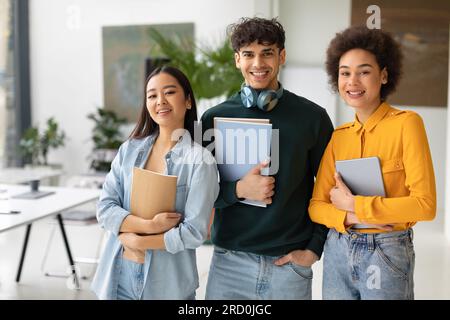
<box><xmin>279</xmin><ymin>0</ymin><xmax>351</xmax><ymax>66</ymax></box>
<box><xmin>281</xmin><ymin>66</ymin><xmax>337</xmax><ymax>125</ymax></box>
<box><xmin>277</xmin><ymin>0</ymin><xmax>351</xmax><ymax>142</ymax></box>
<box><xmin>29</xmin><ymin>0</ymin><xmax>259</xmax><ymax>174</ymax></box>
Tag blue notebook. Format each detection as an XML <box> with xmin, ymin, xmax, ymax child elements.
<box><xmin>214</xmin><ymin>117</ymin><xmax>272</xmax><ymax>207</ymax></box>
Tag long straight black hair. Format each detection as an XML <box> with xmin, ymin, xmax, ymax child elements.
<box><xmin>129</xmin><ymin>65</ymin><xmax>198</xmax><ymax>139</ymax></box>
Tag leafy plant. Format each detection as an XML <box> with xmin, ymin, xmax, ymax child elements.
<box><xmin>19</xmin><ymin>127</ymin><xmax>41</xmax><ymax>165</ymax></box>
<box><xmin>19</xmin><ymin>117</ymin><xmax>66</xmax><ymax>166</ymax></box>
<box><xmin>148</xmin><ymin>29</ymin><xmax>242</xmax><ymax>101</ymax></box>
<box><xmin>87</xmin><ymin>108</ymin><xmax>126</xmax><ymax>172</ymax></box>
<box><xmin>41</xmin><ymin>118</ymin><xmax>65</xmax><ymax>165</ymax></box>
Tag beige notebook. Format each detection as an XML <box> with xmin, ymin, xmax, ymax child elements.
<box><xmin>130</xmin><ymin>167</ymin><xmax>177</xmax><ymax>219</ymax></box>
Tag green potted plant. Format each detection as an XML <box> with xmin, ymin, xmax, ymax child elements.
<box><xmin>19</xmin><ymin>117</ymin><xmax>66</xmax><ymax>166</ymax></box>
<box><xmin>87</xmin><ymin>107</ymin><xmax>126</xmax><ymax>172</ymax></box>
<box><xmin>19</xmin><ymin>127</ymin><xmax>41</xmax><ymax>166</ymax></box>
<box><xmin>40</xmin><ymin>117</ymin><xmax>66</xmax><ymax>166</ymax></box>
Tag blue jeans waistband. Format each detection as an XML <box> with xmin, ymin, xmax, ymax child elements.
<box><xmin>121</xmin><ymin>257</ymin><xmax>145</xmax><ymax>273</ymax></box>
<box><xmin>334</xmin><ymin>228</ymin><xmax>413</xmax><ymax>243</ymax></box>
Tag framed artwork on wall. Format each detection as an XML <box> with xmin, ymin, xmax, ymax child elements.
<box><xmin>352</xmin><ymin>0</ymin><xmax>450</xmax><ymax>107</ymax></box>
<box><xmin>102</xmin><ymin>23</ymin><xmax>194</xmax><ymax>122</ymax></box>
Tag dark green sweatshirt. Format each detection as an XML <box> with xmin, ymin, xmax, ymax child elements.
<box><xmin>200</xmin><ymin>90</ymin><xmax>333</xmax><ymax>257</ymax></box>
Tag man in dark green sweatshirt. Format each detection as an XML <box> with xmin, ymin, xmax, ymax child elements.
<box><xmin>201</xmin><ymin>17</ymin><xmax>333</xmax><ymax>299</ymax></box>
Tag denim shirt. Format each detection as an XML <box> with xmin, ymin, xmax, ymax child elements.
<box><xmin>90</xmin><ymin>132</ymin><xmax>219</xmax><ymax>299</ymax></box>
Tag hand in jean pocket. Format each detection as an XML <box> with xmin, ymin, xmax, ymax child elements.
<box><xmin>274</xmin><ymin>249</ymin><xmax>318</xmax><ymax>268</ymax></box>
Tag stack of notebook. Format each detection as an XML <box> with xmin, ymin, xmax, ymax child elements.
<box><xmin>214</xmin><ymin>117</ymin><xmax>273</xmax><ymax>207</ymax></box>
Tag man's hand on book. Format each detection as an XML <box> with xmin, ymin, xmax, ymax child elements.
<box><xmin>150</xmin><ymin>212</ymin><xmax>182</xmax><ymax>234</ymax></box>
<box><xmin>330</xmin><ymin>172</ymin><xmax>355</xmax><ymax>212</ymax></box>
<box><xmin>236</xmin><ymin>161</ymin><xmax>275</xmax><ymax>204</ymax></box>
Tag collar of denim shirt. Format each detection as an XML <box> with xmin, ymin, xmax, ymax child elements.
<box><xmin>134</xmin><ymin>130</ymin><xmax>194</xmax><ymax>167</ymax></box>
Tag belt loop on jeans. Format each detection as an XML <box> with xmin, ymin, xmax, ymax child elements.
<box><xmin>367</xmin><ymin>233</ymin><xmax>375</xmax><ymax>251</ymax></box>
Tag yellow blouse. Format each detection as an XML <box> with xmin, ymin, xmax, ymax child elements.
<box><xmin>309</xmin><ymin>102</ymin><xmax>436</xmax><ymax>234</ymax></box>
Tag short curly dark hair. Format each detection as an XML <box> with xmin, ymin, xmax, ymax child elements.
<box><xmin>228</xmin><ymin>17</ymin><xmax>285</xmax><ymax>52</ymax></box>
<box><xmin>326</xmin><ymin>26</ymin><xmax>403</xmax><ymax>101</ymax></box>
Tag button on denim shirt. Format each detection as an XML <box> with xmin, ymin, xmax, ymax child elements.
<box><xmin>90</xmin><ymin>132</ymin><xmax>219</xmax><ymax>299</ymax></box>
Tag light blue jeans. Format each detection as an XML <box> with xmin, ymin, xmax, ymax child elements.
<box><xmin>117</xmin><ymin>258</ymin><xmax>145</xmax><ymax>300</ymax></box>
<box><xmin>116</xmin><ymin>257</ymin><xmax>197</xmax><ymax>300</ymax></box>
<box><xmin>323</xmin><ymin>228</ymin><xmax>415</xmax><ymax>300</ymax></box>
<box><xmin>206</xmin><ymin>247</ymin><xmax>312</xmax><ymax>300</ymax></box>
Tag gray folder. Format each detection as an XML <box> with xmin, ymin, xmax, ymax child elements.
<box><xmin>335</xmin><ymin>157</ymin><xmax>386</xmax><ymax>229</ymax></box>
<box><xmin>214</xmin><ymin>117</ymin><xmax>272</xmax><ymax>207</ymax></box>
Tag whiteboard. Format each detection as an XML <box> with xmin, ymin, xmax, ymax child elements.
<box><xmin>280</xmin><ymin>66</ymin><xmax>337</xmax><ymax>126</ymax></box>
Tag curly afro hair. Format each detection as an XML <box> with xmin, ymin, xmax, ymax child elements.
<box><xmin>326</xmin><ymin>26</ymin><xmax>403</xmax><ymax>101</ymax></box>
<box><xmin>227</xmin><ymin>17</ymin><xmax>285</xmax><ymax>52</ymax></box>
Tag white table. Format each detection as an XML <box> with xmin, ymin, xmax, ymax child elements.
<box><xmin>0</xmin><ymin>184</ymin><xmax>100</xmax><ymax>288</ymax></box>
<box><xmin>0</xmin><ymin>167</ymin><xmax>65</xmax><ymax>199</ymax></box>
<box><xmin>0</xmin><ymin>167</ymin><xmax>63</xmax><ymax>184</ymax></box>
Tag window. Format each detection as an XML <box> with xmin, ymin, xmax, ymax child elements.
<box><xmin>0</xmin><ymin>0</ymin><xmax>30</xmax><ymax>167</ymax></box>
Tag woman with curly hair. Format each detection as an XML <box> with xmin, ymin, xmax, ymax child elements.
<box><xmin>309</xmin><ymin>26</ymin><xmax>436</xmax><ymax>299</ymax></box>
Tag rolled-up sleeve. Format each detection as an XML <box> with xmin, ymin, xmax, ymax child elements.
<box><xmin>164</xmin><ymin>150</ymin><xmax>219</xmax><ymax>254</ymax></box>
<box><xmin>97</xmin><ymin>142</ymin><xmax>131</xmax><ymax>236</ymax></box>
<box><xmin>309</xmin><ymin>136</ymin><xmax>348</xmax><ymax>234</ymax></box>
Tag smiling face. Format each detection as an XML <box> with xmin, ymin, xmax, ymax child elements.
<box><xmin>338</xmin><ymin>48</ymin><xmax>388</xmax><ymax>114</ymax></box>
<box><xmin>146</xmin><ymin>72</ymin><xmax>191</xmax><ymax>131</ymax></box>
<box><xmin>235</xmin><ymin>41</ymin><xmax>286</xmax><ymax>90</ymax></box>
